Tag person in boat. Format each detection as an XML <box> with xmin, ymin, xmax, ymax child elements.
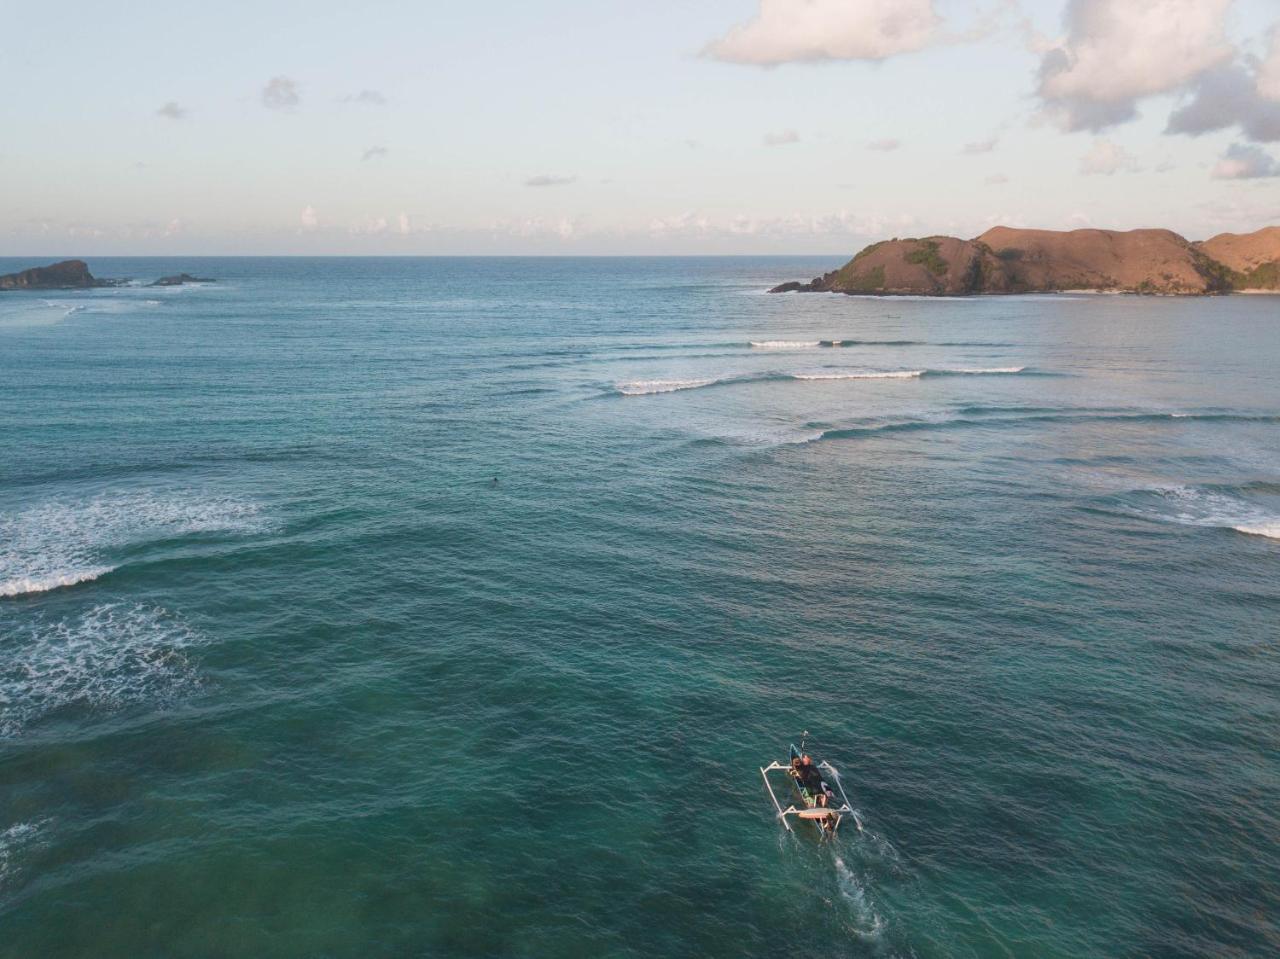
<box><xmin>797</xmin><ymin>754</ymin><xmax>824</xmax><ymax>794</ymax></box>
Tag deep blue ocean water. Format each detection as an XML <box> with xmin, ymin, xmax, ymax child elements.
<box><xmin>1</xmin><ymin>257</ymin><xmax>1277</xmax><ymax>958</ymax></box>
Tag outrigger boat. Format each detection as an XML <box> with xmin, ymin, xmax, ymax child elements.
<box><xmin>760</xmin><ymin>741</ymin><xmax>860</xmax><ymax>836</ymax></box>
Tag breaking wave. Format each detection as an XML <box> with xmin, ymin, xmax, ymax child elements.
<box><xmin>616</xmin><ymin>366</ymin><xmax>1033</xmax><ymax>395</ymax></box>
<box><xmin>0</xmin><ymin>603</ymin><xmax>203</xmax><ymax>737</ymax></box>
<box><xmin>793</xmin><ymin>370</ymin><xmax>924</xmax><ymax>380</ymax></box>
<box><xmin>1097</xmin><ymin>483</ymin><xmax>1280</xmax><ymax>540</ymax></box>
<box><xmin>0</xmin><ymin>490</ymin><xmax>267</xmax><ymax>599</ymax></box>
<box><xmin>615</xmin><ymin>378</ymin><xmax>720</xmax><ymax>396</ymax></box>
<box><xmin>749</xmin><ymin>339</ymin><xmax>1004</xmax><ymax>349</ymax></box>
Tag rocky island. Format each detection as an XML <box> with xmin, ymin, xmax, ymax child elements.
<box><xmin>151</xmin><ymin>272</ymin><xmax>215</xmax><ymax>286</ymax></box>
<box><xmin>0</xmin><ymin>259</ymin><xmax>114</xmax><ymax>291</ymax></box>
<box><xmin>0</xmin><ymin>260</ymin><xmax>216</xmax><ymax>290</ymax></box>
<box><xmin>772</xmin><ymin>226</ymin><xmax>1280</xmax><ymax>296</ymax></box>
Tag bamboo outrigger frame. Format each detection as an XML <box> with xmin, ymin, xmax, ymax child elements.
<box><xmin>760</xmin><ymin>747</ymin><xmax>861</xmax><ymax>836</ymax></box>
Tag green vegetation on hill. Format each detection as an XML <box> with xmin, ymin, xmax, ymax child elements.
<box><xmin>844</xmin><ymin>265</ymin><xmax>885</xmax><ymax>292</ymax></box>
<box><xmin>904</xmin><ymin>240</ymin><xmax>949</xmax><ymax>276</ymax></box>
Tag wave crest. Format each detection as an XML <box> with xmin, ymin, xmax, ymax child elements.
<box><xmin>1</xmin><ymin>567</ymin><xmax>115</xmax><ymax>599</ymax></box>
<box><xmin>0</xmin><ymin>490</ymin><xmax>267</xmax><ymax>599</ymax></box>
<box><xmin>1099</xmin><ymin>484</ymin><xmax>1280</xmax><ymax>542</ymax></box>
<box><xmin>793</xmin><ymin>370</ymin><xmax>924</xmax><ymax>380</ymax></box>
<box><xmin>616</xmin><ymin>378</ymin><xmax>719</xmax><ymax>395</ymax></box>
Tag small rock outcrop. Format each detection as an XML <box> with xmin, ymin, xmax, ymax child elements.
<box><xmin>0</xmin><ymin>259</ymin><xmax>102</xmax><ymax>290</ymax></box>
<box><xmin>150</xmin><ymin>272</ymin><xmax>214</xmax><ymax>286</ymax></box>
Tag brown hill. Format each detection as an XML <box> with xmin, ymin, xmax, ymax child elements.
<box><xmin>1196</xmin><ymin>228</ymin><xmax>1280</xmax><ymax>290</ymax></box>
<box><xmin>772</xmin><ymin>226</ymin><xmax>1280</xmax><ymax>296</ymax></box>
<box><xmin>1197</xmin><ymin>227</ymin><xmax>1280</xmax><ymax>271</ymax></box>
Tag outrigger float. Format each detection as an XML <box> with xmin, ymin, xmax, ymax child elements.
<box><xmin>761</xmin><ymin>741</ymin><xmax>860</xmax><ymax>836</ymax></box>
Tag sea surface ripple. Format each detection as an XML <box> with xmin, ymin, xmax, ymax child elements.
<box><xmin>1</xmin><ymin>257</ymin><xmax>1277</xmax><ymax>958</ymax></box>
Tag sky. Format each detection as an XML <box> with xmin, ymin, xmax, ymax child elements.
<box><xmin>2</xmin><ymin>0</ymin><xmax>1279</xmax><ymax>255</ymax></box>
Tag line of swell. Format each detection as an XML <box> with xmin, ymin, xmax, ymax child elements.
<box><xmin>615</xmin><ymin>366</ymin><xmax>1034</xmax><ymax>395</ymax></box>
<box><xmin>809</xmin><ymin>410</ymin><xmax>1280</xmax><ymax>443</ymax></box>
<box><xmin>750</xmin><ymin>339</ymin><xmax>1007</xmax><ymax>349</ymax></box>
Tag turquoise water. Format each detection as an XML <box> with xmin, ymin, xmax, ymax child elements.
<box><xmin>1</xmin><ymin>257</ymin><xmax>1277</xmax><ymax>958</ymax></box>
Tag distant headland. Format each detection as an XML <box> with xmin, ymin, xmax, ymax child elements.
<box><xmin>0</xmin><ymin>260</ymin><xmax>214</xmax><ymax>290</ymax></box>
<box><xmin>771</xmin><ymin>226</ymin><xmax>1280</xmax><ymax>296</ymax></box>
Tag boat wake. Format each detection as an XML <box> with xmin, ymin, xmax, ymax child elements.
<box><xmin>0</xmin><ymin>489</ymin><xmax>268</xmax><ymax>599</ymax></box>
<box><xmin>0</xmin><ymin>603</ymin><xmax>203</xmax><ymax>738</ymax></box>
<box><xmin>832</xmin><ymin>852</ymin><xmax>886</xmax><ymax>941</ymax></box>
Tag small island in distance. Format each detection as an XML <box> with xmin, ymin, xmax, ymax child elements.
<box><xmin>0</xmin><ymin>260</ymin><xmax>214</xmax><ymax>290</ymax></box>
<box><xmin>772</xmin><ymin>225</ymin><xmax>1280</xmax><ymax>296</ymax></box>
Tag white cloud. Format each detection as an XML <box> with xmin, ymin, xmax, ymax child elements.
<box><xmin>962</xmin><ymin>138</ymin><xmax>998</xmax><ymax>154</ymax></box>
<box><xmin>524</xmin><ymin>174</ymin><xmax>576</xmax><ymax>187</ymax></box>
<box><xmin>1167</xmin><ymin>65</ymin><xmax>1280</xmax><ymax>143</ymax></box>
<box><xmin>1212</xmin><ymin>143</ymin><xmax>1280</xmax><ymax>179</ymax></box>
<box><xmin>350</xmin><ymin>216</ymin><xmax>390</xmax><ymax>235</ymax></box>
<box><xmin>1037</xmin><ymin>0</ymin><xmax>1234</xmax><ymax>131</ymax></box>
<box><xmin>650</xmin><ymin>209</ymin><xmax>915</xmax><ymax>239</ymax></box>
<box><xmin>985</xmin><ymin>173</ymin><xmax>1009</xmax><ymax>185</ymax></box>
<box><xmin>1079</xmin><ymin>139</ymin><xmax>1140</xmax><ymax>175</ymax></box>
<box><xmin>763</xmin><ymin>129</ymin><xmax>800</xmax><ymax>146</ymax></box>
<box><xmin>362</xmin><ymin>146</ymin><xmax>389</xmax><ymax>161</ymax></box>
<box><xmin>262</xmin><ymin>76</ymin><xmax>300</xmax><ymax>111</ymax></box>
<box><xmin>299</xmin><ymin>205</ymin><xmax>318</xmax><ymax>230</ymax></box>
<box><xmin>649</xmin><ymin>212</ymin><xmax>711</xmax><ymax>236</ymax></box>
<box><xmin>867</xmin><ymin>138</ymin><xmax>901</xmax><ymax>151</ymax></box>
<box><xmin>346</xmin><ymin>89</ymin><xmax>387</xmax><ymax>106</ymax></box>
<box><xmin>499</xmin><ymin>216</ymin><xmax>577</xmax><ymax>238</ymax></box>
<box><xmin>704</xmin><ymin>0</ymin><xmax>940</xmax><ymax>66</ymax></box>
<box><xmin>156</xmin><ymin>101</ymin><xmax>187</xmax><ymax>120</ymax></box>
<box><xmin>1261</xmin><ymin>26</ymin><xmax>1280</xmax><ymax>101</ymax></box>
<box><xmin>397</xmin><ymin>213</ymin><xmax>411</xmax><ymax>235</ymax></box>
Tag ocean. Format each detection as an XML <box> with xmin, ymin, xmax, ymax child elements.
<box><xmin>1</xmin><ymin>256</ymin><xmax>1277</xmax><ymax>958</ymax></box>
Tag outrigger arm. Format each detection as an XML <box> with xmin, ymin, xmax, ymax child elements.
<box><xmin>760</xmin><ymin>760</ymin><xmax>860</xmax><ymax>835</ymax></box>
<box><xmin>759</xmin><ymin>761</ymin><xmax>795</xmax><ymax>831</ymax></box>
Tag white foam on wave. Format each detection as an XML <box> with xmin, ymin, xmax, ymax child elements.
<box><xmin>1234</xmin><ymin>521</ymin><xmax>1280</xmax><ymax>539</ymax></box>
<box><xmin>0</xmin><ymin>820</ymin><xmax>46</xmax><ymax>892</ymax></box>
<box><xmin>616</xmin><ymin>364</ymin><xmax>1031</xmax><ymax>395</ymax></box>
<box><xmin>0</xmin><ymin>603</ymin><xmax>202</xmax><ymax>738</ymax></box>
<box><xmin>0</xmin><ymin>490</ymin><xmax>267</xmax><ymax>599</ymax></box>
<box><xmin>1122</xmin><ymin>484</ymin><xmax>1280</xmax><ymax>541</ymax></box>
<box><xmin>793</xmin><ymin>370</ymin><xmax>924</xmax><ymax>381</ymax></box>
<box><xmin>750</xmin><ymin>340</ymin><xmax>821</xmax><ymax>349</ymax></box>
<box><xmin>0</xmin><ymin>568</ymin><xmax>115</xmax><ymax>600</ymax></box>
<box><xmin>616</xmin><ymin>378</ymin><xmax>720</xmax><ymax>395</ymax></box>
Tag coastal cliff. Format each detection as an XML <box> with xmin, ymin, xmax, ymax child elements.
<box><xmin>772</xmin><ymin>226</ymin><xmax>1280</xmax><ymax>296</ymax></box>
